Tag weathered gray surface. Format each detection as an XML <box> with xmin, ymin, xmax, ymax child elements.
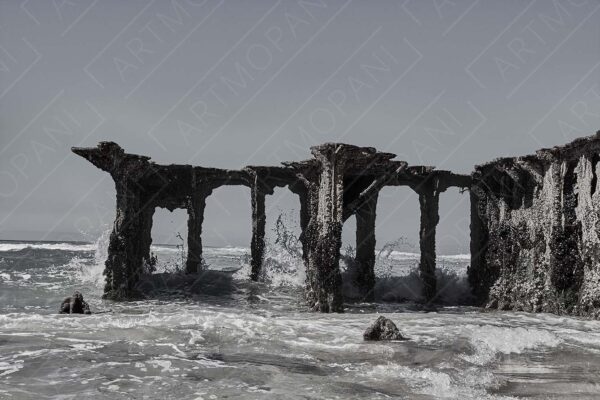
<box><xmin>469</xmin><ymin>132</ymin><xmax>600</xmax><ymax>318</ymax></box>
<box><xmin>363</xmin><ymin>316</ymin><xmax>406</xmax><ymax>341</ymax></box>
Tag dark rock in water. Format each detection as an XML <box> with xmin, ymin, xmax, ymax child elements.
<box><xmin>363</xmin><ymin>316</ymin><xmax>406</xmax><ymax>341</ymax></box>
<box><xmin>59</xmin><ymin>291</ymin><xmax>92</xmax><ymax>315</ymax></box>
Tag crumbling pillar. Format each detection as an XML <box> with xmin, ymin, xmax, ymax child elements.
<box><xmin>417</xmin><ymin>179</ymin><xmax>440</xmax><ymax>303</ymax></box>
<box><xmin>354</xmin><ymin>193</ymin><xmax>378</xmax><ymax>301</ymax></box>
<box><xmin>468</xmin><ymin>184</ymin><xmax>489</xmax><ymax>302</ymax></box>
<box><xmin>250</xmin><ymin>185</ymin><xmax>267</xmax><ymax>281</ymax></box>
<box><xmin>139</xmin><ymin>205</ymin><xmax>155</xmax><ymax>267</ymax></box>
<box><xmin>186</xmin><ymin>190</ymin><xmax>208</xmax><ymax>274</ymax></box>
<box><xmin>72</xmin><ymin>142</ymin><xmax>158</xmax><ymax>300</ymax></box>
<box><xmin>305</xmin><ymin>144</ymin><xmax>346</xmax><ymax>313</ymax></box>
<box><xmin>105</xmin><ymin>186</ymin><xmax>155</xmax><ymax>300</ymax></box>
<box><xmin>290</xmin><ymin>183</ymin><xmax>310</xmax><ymax>266</ymax></box>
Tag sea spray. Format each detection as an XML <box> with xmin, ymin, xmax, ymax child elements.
<box><xmin>234</xmin><ymin>212</ymin><xmax>305</xmax><ymax>287</ymax></box>
<box><xmin>230</xmin><ymin>212</ymin><xmax>474</xmax><ymax>303</ymax></box>
<box><xmin>75</xmin><ymin>227</ymin><xmax>111</xmax><ymax>290</ymax></box>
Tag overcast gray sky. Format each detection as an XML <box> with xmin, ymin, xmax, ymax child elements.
<box><xmin>1</xmin><ymin>0</ymin><xmax>599</xmax><ymax>254</ymax></box>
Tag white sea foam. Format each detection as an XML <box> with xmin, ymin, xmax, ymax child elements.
<box><xmin>74</xmin><ymin>229</ymin><xmax>111</xmax><ymax>288</ymax></box>
<box><xmin>365</xmin><ymin>363</ymin><xmax>515</xmax><ymax>400</ymax></box>
<box><xmin>0</xmin><ymin>242</ymin><xmax>95</xmax><ymax>252</ymax></box>
<box><xmin>440</xmin><ymin>253</ymin><xmax>471</xmax><ymax>261</ymax></box>
<box><xmin>0</xmin><ymin>360</ymin><xmax>24</xmax><ymax>377</ymax></box>
<box><xmin>382</xmin><ymin>251</ymin><xmax>470</xmax><ymax>262</ymax></box>
<box><xmin>149</xmin><ymin>245</ymin><xmax>249</xmax><ymax>255</ymax></box>
<box><xmin>462</xmin><ymin>325</ymin><xmax>562</xmax><ymax>365</ymax></box>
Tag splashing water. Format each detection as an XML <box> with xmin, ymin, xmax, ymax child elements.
<box><xmin>75</xmin><ymin>227</ymin><xmax>111</xmax><ymax>289</ymax></box>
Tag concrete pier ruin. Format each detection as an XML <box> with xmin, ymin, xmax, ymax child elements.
<box><xmin>73</xmin><ymin>131</ymin><xmax>600</xmax><ymax>317</ymax></box>
<box><xmin>469</xmin><ymin>133</ymin><xmax>600</xmax><ymax>318</ymax></box>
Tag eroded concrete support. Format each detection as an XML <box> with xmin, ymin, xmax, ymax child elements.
<box><xmin>139</xmin><ymin>205</ymin><xmax>155</xmax><ymax>269</ymax></box>
<box><xmin>305</xmin><ymin>145</ymin><xmax>346</xmax><ymax>313</ymax></box>
<box><xmin>354</xmin><ymin>193</ymin><xmax>378</xmax><ymax>301</ymax></box>
<box><xmin>250</xmin><ymin>186</ymin><xmax>267</xmax><ymax>281</ymax></box>
<box><xmin>468</xmin><ymin>186</ymin><xmax>489</xmax><ymax>302</ymax></box>
<box><xmin>418</xmin><ymin>181</ymin><xmax>440</xmax><ymax>303</ymax></box>
<box><xmin>105</xmin><ymin>186</ymin><xmax>155</xmax><ymax>300</ymax></box>
<box><xmin>186</xmin><ymin>191</ymin><xmax>208</xmax><ymax>274</ymax></box>
<box><xmin>290</xmin><ymin>184</ymin><xmax>310</xmax><ymax>266</ymax></box>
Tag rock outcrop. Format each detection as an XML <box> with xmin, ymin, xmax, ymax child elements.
<box><xmin>363</xmin><ymin>316</ymin><xmax>406</xmax><ymax>341</ymax></box>
<box><xmin>59</xmin><ymin>291</ymin><xmax>92</xmax><ymax>315</ymax></box>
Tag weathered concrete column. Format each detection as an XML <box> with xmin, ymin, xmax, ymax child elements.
<box><xmin>250</xmin><ymin>185</ymin><xmax>267</xmax><ymax>281</ymax></box>
<box><xmin>305</xmin><ymin>144</ymin><xmax>346</xmax><ymax>313</ymax></box>
<box><xmin>186</xmin><ymin>191</ymin><xmax>208</xmax><ymax>274</ymax></box>
<box><xmin>468</xmin><ymin>183</ymin><xmax>489</xmax><ymax>303</ymax></box>
<box><xmin>72</xmin><ymin>142</ymin><xmax>157</xmax><ymax>300</ymax></box>
<box><xmin>417</xmin><ymin>180</ymin><xmax>440</xmax><ymax>303</ymax></box>
<box><xmin>139</xmin><ymin>205</ymin><xmax>155</xmax><ymax>267</ymax></box>
<box><xmin>290</xmin><ymin>183</ymin><xmax>310</xmax><ymax>266</ymax></box>
<box><xmin>104</xmin><ymin>186</ymin><xmax>155</xmax><ymax>300</ymax></box>
<box><xmin>354</xmin><ymin>193</ymin><xmax>378</xmax><ymax>301</ymax></box>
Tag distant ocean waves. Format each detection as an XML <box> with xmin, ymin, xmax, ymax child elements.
<box><xmin>0</xmin><ymin>241</ymin><xmax>249</xmax><ymax>255</ymax></box>
<box><xmin>0</xmin><ymin>240</ymin><xmax>469</xmax><ymax>261</ymax></box>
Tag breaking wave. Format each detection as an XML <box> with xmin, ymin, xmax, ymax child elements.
<box><xmin>462</xmin><ymin>325</ymin><xmax>562</xmax><ymax>365</ymax></box>
<box><xmin>0</xmin><ymin>242</ymin><xmax>96</xmax><ymax>252</ymax></box>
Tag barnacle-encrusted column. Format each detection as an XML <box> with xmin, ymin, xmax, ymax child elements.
<box><xmin>417</xmin><ymin>178</ymin><xmax>440</xmax><ymax>303</ymax></box>
<box><xmin>186</xmin><ymin>189</ymin><xmax>209</xmax><ymax>274</ymax></box>
<box><xmin>139</xmin><ymin>204</ymin><xmax>155</xmax><ymax>273</ymax></box>
<box><xmin>468</xmin><ymin>183</ymin><xmax>488</xmax><ymax>302</ymax></box>
<box><xmin>354</xmin><ymin>193</ymin><xmax>378</xmax><ymax>301</ymax></box>
<box><xmin>250</xmin><ymin>184</ymin><xmax>268</xmax><ymax>281</ymax></box>
<box><xmin>293</xmin><ymin>184</ymin><xmax>311</xmax><ymax>267</ymax></box>
<box><xmin>305</xmin><ymin>144</ymin><xmax>347</xmax><ymax>313</ymax></box>
<box><xmin>72</xmin><ymin>142</ymin><xmax>154</xmax><ymax>300</ymax></box>
<box><xmin>107</xmin><ymin>188</ymin><xmax>155</xmax><ymax>299</ymax></box>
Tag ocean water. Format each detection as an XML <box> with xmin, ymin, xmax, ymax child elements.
<box><xmin>1</xmin><ymin>233</ymin><xmax>599</xmax><ymax>399</ymax></box>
